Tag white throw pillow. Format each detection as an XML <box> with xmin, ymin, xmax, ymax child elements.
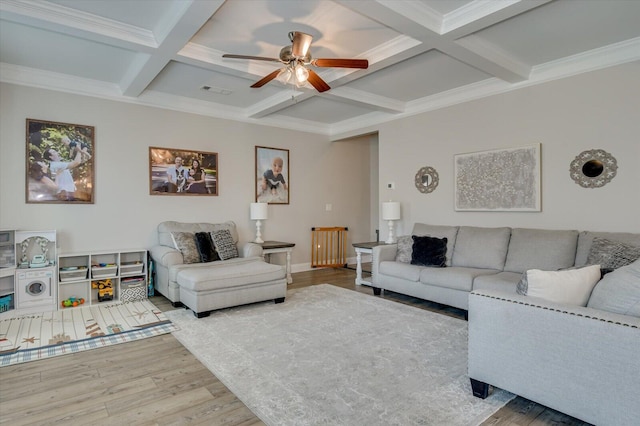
<box><xmin>516</xmin><ymin>264</ymin><xmax>601</xmax><ymax>306</ymax></box>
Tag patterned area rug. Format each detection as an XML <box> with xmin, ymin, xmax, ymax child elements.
<box><xmin>0</xmin><ymin>299</ymin><xmax>177</xmax><ymax>366</ymax></box>
<box><xmin>166</xmin><ymin>284</ymin><xmax>514</xmax><ymax>426</ymax></box>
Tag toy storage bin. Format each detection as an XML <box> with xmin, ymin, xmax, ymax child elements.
<box><xmin>0</xmin><ymin>294</ymin><xmax>12</xmax><ymax>312</ymax></box>
<box><xmin>91</xmin><ymin>265</ymin><xmax>118</xmax><ymax>278</ymax></box>
<box><xmin>120</xmin><ymin>278</ymin><xmax>146</xmax><ymax>302</ymax></box>
<box><xmin>59</xmin><ymin>267</ymin><xmax>88</xmax><ymax>282</ymax></box>
<box><xmin>120</xmin><ymin>262</ymin><xmax>144</xmax><ymax>275</ymax></box>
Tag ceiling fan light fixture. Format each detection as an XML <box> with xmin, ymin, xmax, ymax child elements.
<box><xmin>294</xmin><ymin>63</ymin><xmax>309</xmax><ymax>85</ymax></box>
<box><xmin>278</xmin><ymin>67</ymin><xmax>293</xmax><ymax>85</ymax></box>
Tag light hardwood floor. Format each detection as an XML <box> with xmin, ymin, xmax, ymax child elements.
<box><xmin>0</xmin><ymin>266</ymin><xmax>590</xmax><ymax>425</ymax></box>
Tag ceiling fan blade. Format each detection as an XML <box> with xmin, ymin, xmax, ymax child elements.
<box><xmin>223</xmin><ymin>54</ymin><xmax>280</xmax><ymax>62</ymax></box>
<box><xmin>250</xmin><ymin>69</ymin><xmax>282</xmax><ymax>88</ymax></box>
<box><xmin>307</xmin><ymin>69</ymin><xmax>330</xmax><ymax>93</ymax></box>
<box><xmin>290</xmin><ymin>31</ymin><xmax>313</xmax><ymax>58</ymax></box>
<box><xmin>313</xmin><ymin>58</ymin><xmax>369</xmax><ymax>69</ymax></box>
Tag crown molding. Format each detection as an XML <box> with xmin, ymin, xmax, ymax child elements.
<box><xmin>0</xmin><ymin>0</ymin><xmax>157</xmax><ymax>49</ymax></box>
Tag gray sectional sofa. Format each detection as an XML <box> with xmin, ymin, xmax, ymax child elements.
<box><xmin>371</xmin><ymin>223</ymin><xmax>639</xmax><ymax>310</ymax></box>
<box><xmin>372</xmin><ymin>223</ymin><xmax>640</xmax><ymax>426</ymax></box>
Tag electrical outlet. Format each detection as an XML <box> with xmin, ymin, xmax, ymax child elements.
<box><xmin>387</xmin><ymin>182</ymin><xmax>395</xmax><ymax>189</ymax></box>
<box><xmin>325</xmin><ymin>203</ymin><xmax>332</xmax><ymax>211</ymax></box>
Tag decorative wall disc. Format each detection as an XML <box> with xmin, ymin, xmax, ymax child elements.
<box><xmin>569</xmin><ymin>149</ymin><xmax>617</xmax><ymax>188</ymax></box>
<box><xmin>415</xmin><ymin>166</ymin><xmax>439</xmax><ymax>194</ymax></box>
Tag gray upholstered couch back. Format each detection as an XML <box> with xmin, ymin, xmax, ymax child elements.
<box><xmin>410</xmin><ymin>223</ymin><xmax>640</xmax><ymax>273</ymax></box>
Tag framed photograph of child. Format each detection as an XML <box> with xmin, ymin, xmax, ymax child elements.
<box><xmin>26</xmin><ymin>118</ymin><xmax>95</xmax><ymax>204</ymax></box>
<box><xmin>256</xmin><ymin>146</ymin><xmax>289</xmax><ymax>204</ymax></box>
<box><xmin>149</xmin><ymin>147</ymin><xmax>218</xmax><ymax>196</ymax></box>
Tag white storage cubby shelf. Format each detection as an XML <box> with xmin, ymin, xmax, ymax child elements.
<box><xmin>57</xmin><ymin>249</ymin><xmax>147</xmax><ymax>309</ymax></box>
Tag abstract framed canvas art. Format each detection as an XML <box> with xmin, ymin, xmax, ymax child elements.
<box><xmin>455</xmin><ymin>143</ymin><xmax>541</xmax><ymax>212</ymax></box>
<box><xmin>26</xmin><ymin>118</ymin><xmax>95</xmax><ymax>204</ymax></box>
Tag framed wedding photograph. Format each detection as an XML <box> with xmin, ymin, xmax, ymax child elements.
<box><xmin>149</xmin><ymin>147</ymin><xmax>218</xmax><ymax>196</ymax></box>
<box><xmin>26</xmin><ymin>118</ymin><xmax>95</xmax><ymax>204</ymax></box>
<box><xmin>255</xmin><ymin>146</ymin><xmax>289</xmax><ymax>204</ymax></box>
<box><xmin>454</xmin><ymin>143</ymin><xmax>541</xmax><ymax>212</ymax></box>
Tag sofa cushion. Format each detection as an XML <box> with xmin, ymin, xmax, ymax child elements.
<box><xmin>472</xmin><ymin>271</ymin><xmax>521</xmax><ymax>293</ymax></box>
<box><xmin>211</xmin><ymin>229</ymin><xmax>239</xmax><ymax>260</ymax></box>
<box><xmin>451</xmin><ymin>226</ymin><xmax>511</xmax><ymax>270</ymax></box>
<box><xmin>503</xmin><ymin>228</ymin><xmax>578</xmax><ymax>273</ymax></box>
<box><xmin>516</xmin><ymin>264</ymin><xmax>601</xmax><ymax>306</ymax></box>
<box><xmin>177</xmin><ymin>259</ymin><xmax>285</xmax><ymax>292</ymax></box>
<box><xmin>586</xmin><ymin>237</ymin><xmax>640</xmax><ymax>270</ymax></box>
<box><xmin>412</xmin><ymin>223</ymin><xmax>458</xmax><ymax>266</ymax></box>
<box><xmin>379</xmin><ymin>261</ymin><xmax>422</xmax><ymax>282</ymax></box>
<box><xmin>587</xmin><ymin>258</ymin><xmax>640</xmax><ymax>317</ymax></box>
<box><xmin>170</xmin><ymin>232</ymin><xmax>200</xmax><ymax>264</ymax></box>
<box><xmin>420</xmin><ymin>267</ymin><xmax>499</xmax><ymax>292</ymax></box>
<box><xmin>195</xmin><ymin>232</ymin><xmax>219</xmax><ymax>263</ymax></box>
<box><xmin>395</xmin><ymin>235</ymin><xmax>413</xmax><ymax>263</ymax></box>
<box><xmin>575</xmin><ymin>231</ymin><xmax>640</xmax><ymax>267</ymax></box>
<box><xmin>168</xmin><ymin>256</ymin><xmax>262</xmax><ymax>283</ymax></box>
<box><xmin>411</xmin><ymin>236</ymin><xmax>447</xmax><ymax>267</ymax></box>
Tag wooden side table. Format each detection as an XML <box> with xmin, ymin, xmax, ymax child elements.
<box><xmin>260</xmin><ymin>241</ymin><xmax>295</xmax><ymax>284</ymax></box>
<box><xmin>352</xmin><ymin>241</ymin><xmax>386</xmax><ymax>286</ymax></box>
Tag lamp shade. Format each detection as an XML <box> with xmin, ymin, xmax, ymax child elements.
<box><xmin>250</xmin><ymin>202</ymin><xmax>268</xmax><ymax>220</ymax></box>
<box><xmin>382</xmin><ymin>202</ymin><xmax>401</xmax><ymax>220</ymax></box>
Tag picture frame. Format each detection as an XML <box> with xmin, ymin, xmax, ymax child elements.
<box><xmin>26</xmin><ymin>118</ymin><xmax>95</xmax><ymax>204</ymax></box>
<box><xmin>454</xmin><ymin>143</ymin><xmax>541</xmax><ymax>212</ymax></box>
<box><xmin>255</xmin><ymin>146</ymin><xmax>289</xmax><ymax>204</ymax></box>
<box><xmin>149</xmin><ymin>147</ymin><xmax>218</xmax><ymax>196</ymax></box>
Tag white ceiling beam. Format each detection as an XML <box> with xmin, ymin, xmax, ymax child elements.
<box><xmin>337</xmin><ymin>0</ymin><xmax>534</xmax><ymax>82</ymax></box>
<box><xmin>120</xmin><ymin>0</ymin><xmax>225</xmax><ymax>97</ymax></box>
<box><xmin>323</xmin><ymin>87</ymin><xmax>405</xmax><ymax>113</ymax></box>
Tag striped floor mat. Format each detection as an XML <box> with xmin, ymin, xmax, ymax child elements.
<box><xmin>0</xmin><ymin>299</ymin><xmax>178</xmax><ymax>366</ymax></box>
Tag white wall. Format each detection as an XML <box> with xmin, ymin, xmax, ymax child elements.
<box><xmin>377</xmin><ymin>62</ymin><xmax>640</xmax><ymax>236</ymax></box>
<box><xmin>0</xmin><ymin>84</ymin><xmax>373</xmax><ymax>269</ymax></box>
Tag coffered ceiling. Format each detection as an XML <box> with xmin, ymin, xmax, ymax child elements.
<box><xmin>1</xmin><ymin>0</ymin><xmax>639</xmax><ymax>138</ymax></box>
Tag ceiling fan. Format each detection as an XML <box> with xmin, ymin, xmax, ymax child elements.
<box><xmin>222</xmin><ymin>31</ymin><xmax>368</xmax><ymax>93</ymax></box>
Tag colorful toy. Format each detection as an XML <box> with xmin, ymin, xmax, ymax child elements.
<box><xmin>92</xmin><ymin>278</ymin><xmax>114</xmax><ymax>302</ymax></box>
<box><xmin>61</xmin><ymin>297</ymin><xmax>85</xmax><ymax>308</ymax></box>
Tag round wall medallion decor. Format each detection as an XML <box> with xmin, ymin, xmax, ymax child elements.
<box><xmin>569</xmin><ymin>149</ymin><xmax>617</xmax><ymax>188</ymax></box>
<box><xmin>414</xmin><ymin>166</ymin><xmax>439</xmax><ymax>194</ymax></box>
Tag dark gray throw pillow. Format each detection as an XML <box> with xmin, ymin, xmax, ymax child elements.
<box><xmin>411</xmin><ymin>236</ymin><xmax>447</xmax><ymax>267</ymax></box>
<box><xmin>195</xmin><ymin>231</ymin><xmax>219</xmax><ymax>263</ymax></box>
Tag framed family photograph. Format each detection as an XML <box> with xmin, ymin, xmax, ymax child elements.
<box><xmin>255</xmin><ymin>146</ymin><xmax>289</xmax><ymax>204</ymax></box>
<box><xmin>149</xmin><ymin>147</ymin><xmax>218</xmax><ymax>196</ymax></box>
<box><xmin>26</xmin><ymin>118</ymin><xmax>95</xmax><ymax>204</ymax></box>
<box><xmin>454</xmin><ymin>143</ymin><xmax>541</xmax><ymax>212</ymax></box>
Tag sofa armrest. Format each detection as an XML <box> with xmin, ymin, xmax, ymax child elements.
<box><xmin>242</xmin><ymin>242</ymin><xmax>263</xmax><ymax>258</ymax></box>
<box><xmin>371</xmin><ymin>244</ymin><xmax>397</xmax><ymax>286</ymax></box>
<box><xmin>149</xmin><ymin>245</ymin><xmax>184</xmax><ymax>268</ymax></box>
<box><xmin>468</xmin><ymin>289</ymin><xmax>640</xmax><ymax>426</ymax></box>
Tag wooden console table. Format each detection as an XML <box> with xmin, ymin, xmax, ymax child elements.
<box><xmin>352</xmin><ymin>241</ymin><xmax>386</xmax><ymax>286</ymax></box>
<box><xmin>260</xmin><ymin>241</ymin><xmax>295</xmax><ymax>284</ymax></box>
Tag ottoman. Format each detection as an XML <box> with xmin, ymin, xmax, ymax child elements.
<box><xmin>177</xmin><ymin>259</ymin><xmax>287</xmax><ymax>317</ymax></box>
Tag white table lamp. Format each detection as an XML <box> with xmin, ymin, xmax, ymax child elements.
<box><xmin>382</xmin><ymin>201</ymin><xmax>401</xmax><ymax>244</ymax></box>
<box><xmin>250</xmin><ymin>202</ymin><xmax>268</xmax><ymax>243</ymax></box>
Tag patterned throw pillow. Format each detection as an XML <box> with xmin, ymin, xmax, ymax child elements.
<box><xmin>170</xmin><ymin>232</ymin><xmax>200</xmax><ymax>264</ymax></box>
<box><xmin>395</xmin><ymin>235</ymin><xmax>413</xmax><ymax>263</ymax></box>
<box><xmin>210</xmin><ymin>229</ymin><xmax>239</xmax><ymax>260</ymax></box>
<box><xmin>587</xmin><ymin>237</ymin><xmax>640</xmax><ymax>269</ymax></box>
<box><xmin>195</xmin><ymin>231</ymin><xmax>219</xmax><ymax>263</ymax></box>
